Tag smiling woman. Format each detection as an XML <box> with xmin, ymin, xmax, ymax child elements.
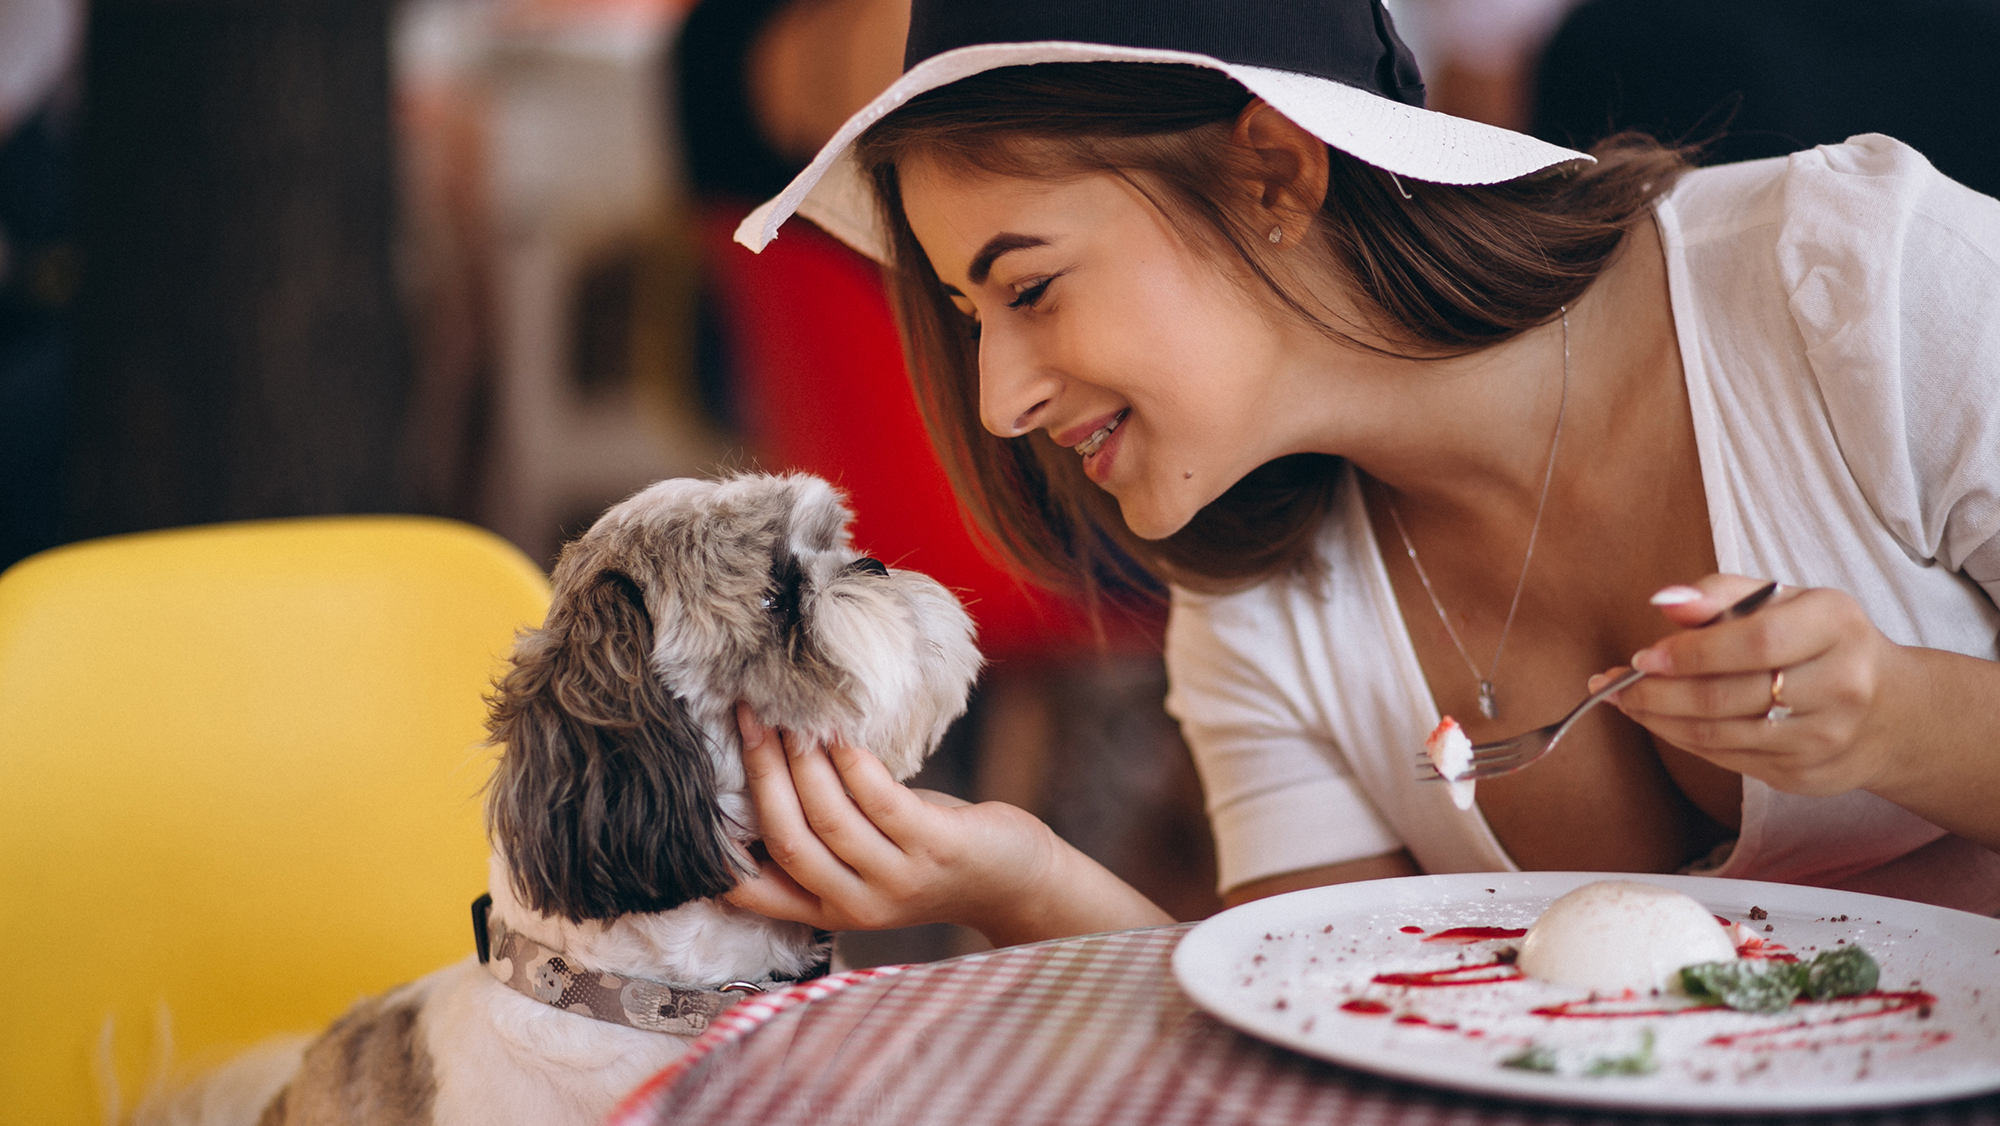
<box><xmin>853</xmin><ymin>62</ymin><xmax>1679</xmax><ymax>600</ymax></box>
<box><xmin>718</xmin><ymin>0</ymin><xmax>2000</xmax><ymax>944</ymax></box>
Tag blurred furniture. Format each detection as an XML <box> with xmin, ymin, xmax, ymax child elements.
<box><xmin>1532</xmin><ymin>0</ymin><xmax>2000</xmax><ymax>197</ymax></box>
<box><xmin>71</xmin><ymin>0</ymin><xmax>410</xmax><ymax>545</ymax></box>
<box><xmin>1387</xmin><ymin>0</ymin><xmax>1580</xmax><ymax>129</ymax></box>
<box><xmin>396</xmin><ymin>0</ymin><xmax>724</xmax><ymax>566</ymax></box>
<box><xmin>0</xmin><ymin>516</ymin><xmax>550</xmax><ymax>1125</ymax></box>
<box><xmin>609</xmin><ymin>925</ymin><xmax>2000</xmax><ymax>1126</ymax></box>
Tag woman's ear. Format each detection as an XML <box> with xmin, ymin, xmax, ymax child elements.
<box><xmin>485</xmin><ymin>571</ymin><xmax>746</xmax><ymax>922</ymax></box>
<box><xmin>1231</xmin><ymin>99</ymin><xmax>1331</xmax><ymax>245</ymax></box>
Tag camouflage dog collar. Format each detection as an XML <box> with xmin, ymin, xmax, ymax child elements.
<box><xmin>471</xmin><ymin>893</ymin><xmax>817</xmax><ymax>1037</ymax></box>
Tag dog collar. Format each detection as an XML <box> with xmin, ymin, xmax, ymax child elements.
<box><xmin>472</xmin><ymin>894</ymin><xmax>831</xmax><ymax>1037</ymax></box>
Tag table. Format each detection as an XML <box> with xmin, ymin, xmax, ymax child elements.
<box><xmin>608</xmin><ymin>924</ymin><xmax>2000</xmax><ymax>1126</ymax></box>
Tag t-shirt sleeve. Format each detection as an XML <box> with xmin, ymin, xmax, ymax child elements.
<box><xmin>1163</xmin><ymin>585</ymin><xmax>1403</xmax><ymax>895</ymax></box>
<box><xmin>1778</xmin><ymin>135</ymin><xmax>2000</xmax><ymax>610</ymax></box>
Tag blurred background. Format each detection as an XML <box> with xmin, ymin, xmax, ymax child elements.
<box><xmin>5</xmin><ymin>0</ymin><xmax>1998</xmax><ymax>966</ymax></box>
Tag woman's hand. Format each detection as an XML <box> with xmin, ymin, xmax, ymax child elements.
<box><xmin>1587</xmin><ymin>573</ymin><xmax>2000</xmax><ymax>852</ymax></box>
<box><xmin>1588</xmin><ymin>575</ymin><xmax>1907</xmax><ymax>796</ymax></box>
<box><xmin>725</xmin><ymin>703</ymin><xmax>1173</xmax><ymax>946</ymax></box>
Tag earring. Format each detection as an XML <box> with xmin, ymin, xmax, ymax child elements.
<box><xmin>1267</xmin><ymin>226</ymin><xmax>1283</xmax><ymax>244</ymax></box>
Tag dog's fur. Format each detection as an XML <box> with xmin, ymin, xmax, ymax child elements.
<box><xmin>140</xmin><ymin>473</ymin><xmax>981</xmax><ymax>1126</ymax></box>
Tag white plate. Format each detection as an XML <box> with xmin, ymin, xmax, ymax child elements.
<box><xmin>1173</xmin><ymin>872</ymin><xmax>2000</xmax><ymax>1113</ymax></box>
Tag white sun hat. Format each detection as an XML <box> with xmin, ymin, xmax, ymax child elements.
<box><xmin>734</xmin><ymin>0</ymin><xmax>1592</xmax><ymax>263</ymax></box>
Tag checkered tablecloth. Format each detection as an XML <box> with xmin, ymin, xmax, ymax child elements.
<box><xmin>607</xmin><ymin>924</ymin><xmax>2000</xmax><ymax>1126</ymax></box>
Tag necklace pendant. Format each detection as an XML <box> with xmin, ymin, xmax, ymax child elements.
<box><xmin>1477</xmin><ymin>681</ymin><xmax>1497</xmax><ymax>720</ymax></box>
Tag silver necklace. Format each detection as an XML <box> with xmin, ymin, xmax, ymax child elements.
<box><xmin>1386</xmin><ymin>307</ymin><xmax>1569</xmax><ymax>721</ymax></box>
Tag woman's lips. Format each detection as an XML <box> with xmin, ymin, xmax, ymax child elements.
<box><xmin>1073</xmin><ymin>409</ymin><xmax>1128</xmax><ymax>458</ymax></box>
<box><xmin>1080</xmin><ymin>411</ymin><xmax>1128</xmax><ymax>483</ymax></box>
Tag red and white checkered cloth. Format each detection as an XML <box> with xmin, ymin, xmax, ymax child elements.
<box><xmin>606</xmin><ymin>925</ymin><xmax>2000</xmax><ymax>1126</ymax></box>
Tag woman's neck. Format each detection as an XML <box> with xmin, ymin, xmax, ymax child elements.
<box><xmin>1305</xmin><ymin>215</ymin><xmax>1675</xmax><ymax>526</ymax></box>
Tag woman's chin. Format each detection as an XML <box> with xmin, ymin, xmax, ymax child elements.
<box><xmin>1116</xmin><ymin>493</ymin><xmax>1199</xmax><ymax>542</ymax></box>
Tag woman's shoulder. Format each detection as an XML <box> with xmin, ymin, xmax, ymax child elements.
<box><xmin>1667</xmin><ymin>137</ymin><xmax>2000</xmax><ymax>587</ymax></box>
<box><xmin>1662</xmin><ymin>134</ymin><xmax>2000</xmax><ymax>252</ymax></box>
<box><xmin>1660</xmin><ymin>135</ymin><xmax>2000</xmax><ymax>358</ymax></box>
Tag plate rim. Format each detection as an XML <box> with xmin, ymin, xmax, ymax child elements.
<box><xmin>1172</xmin><ymin>871</ymin><xmax>2000</xmax><ymax>1113</ymax></box>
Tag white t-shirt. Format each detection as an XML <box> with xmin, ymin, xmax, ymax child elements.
<box><xmin>1164</xmin><ymin>135</ymin><xmax>2000</xmax><ymax>916</ymax></box>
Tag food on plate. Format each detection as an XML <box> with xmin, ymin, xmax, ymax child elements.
<box><xmin>1425</xmin><ymin>716</ymin><xmax>1476</xmax><ymax>809</ymax></box>
<box><xmin>1516</xmin><ymin>880</ymin><xmax>1738</xmax><ymax>994</ymax></box>
<box><xmin>1681</xmin><ymin>945</ymin><xmax>1881</xmax><ymax>1013</ymax></box>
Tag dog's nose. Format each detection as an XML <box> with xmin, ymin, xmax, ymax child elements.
<box><xmin>845</xmin><ymin>557</ymin><xmax>889</xmax><ymax>578</ymax></box>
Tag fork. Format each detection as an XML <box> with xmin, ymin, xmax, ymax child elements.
<box><xmin>1416</xmin><ymin>581</ymin><xmax>1781</xmax><ymax>783</ymax></box>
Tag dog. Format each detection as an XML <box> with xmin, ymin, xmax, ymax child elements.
<box><xmin>141</xmin><ymin>472</ymin><xmax>982</xmax><ymax>1126</ymax></box>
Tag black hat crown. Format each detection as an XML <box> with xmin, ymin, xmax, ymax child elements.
<box><xmin>904</xmin><ymin>0</ymin><xmax>1425</xmax><ymax>108</ymax></box>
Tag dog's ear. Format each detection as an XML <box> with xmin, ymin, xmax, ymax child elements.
<box><xmin>486</xmin><ymin>571</ymin><xmax>744</xmax><ymax>922</ymax></box>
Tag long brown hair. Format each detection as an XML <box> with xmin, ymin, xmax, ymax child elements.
<box><xmin>855</xmin><ymin>63</ymin><xmax>1689</xmax><ymax>608</ymax></box>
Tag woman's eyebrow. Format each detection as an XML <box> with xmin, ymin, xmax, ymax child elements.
<box><xmin>967</xmin><ymin>234</ymin><xmax>1050</xmax><ymax>285</ymax></box>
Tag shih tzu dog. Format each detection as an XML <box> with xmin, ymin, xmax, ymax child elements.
<box><xmin>145</xmin><ymin>473</ymin><xmax>981</xmax><ymax>1126</ymax></box>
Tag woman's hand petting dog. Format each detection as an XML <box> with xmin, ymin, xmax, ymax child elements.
<box><xmin>727</xmin><ymin>704</ymin><xmax>1173</xmax><ymax>947</ymax></box>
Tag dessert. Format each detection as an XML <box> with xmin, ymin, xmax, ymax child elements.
<box><xmin>1425</xmin><ymin>716</ymin><xmax>1476</xmax><ymax>810</ymax></box>
<box><xmin>1517</xmin><ymin>880</ymin><xmax>1739</xmax><ymax>994</ymax></box>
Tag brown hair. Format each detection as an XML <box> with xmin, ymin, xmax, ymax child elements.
<box><xmin>854</xmin><ymin>64</ymin><xmax>1689</xmax><ymax>609</ymax></box>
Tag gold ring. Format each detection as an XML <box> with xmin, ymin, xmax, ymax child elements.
<box><xmin>1765</xmin><ymin>668</ymin><xmax>1793</xmax><ymax>724</ymax></box>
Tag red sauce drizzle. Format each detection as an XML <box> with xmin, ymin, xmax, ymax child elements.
<box><xmin>1398</xmin><ymin>926</ymin><xmax>1426</xmax><ymax>934</ymax></box>
<box><xmin>1420</xmin><ymin>926</ymin><xmax>1527</xmax><ymax>943</ymax></box>
<box><xmin>1373</xmin><ymin>959</ymin><xmax>1524</xmax><ymax>987</ymax></box>
<box><xmin>1734</xmin><ymin>934</ymin><xmax>1798</xmax><ymax>962</ymax></box>
<box><xmin>1341</xmin><ymin>998</ymin><xmax>1393</xmax><ymax>1015</ymax></box>
<box><xmin>1395</xmin><ymin>1013</ymin><xmax>1459</xmax><ymax>1029</ymax></box>
<box><xmin>1532</xmin><ymin>997</ymin><xmax>1705</xmax><ymax>1019</ymax></box>
<box><xmin>1704</xmin><ymin>991</ymin><xmax>1938</xmax><ymax>1047</ymax></box>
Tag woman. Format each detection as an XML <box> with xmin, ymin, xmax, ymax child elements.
<box><xmin>720</xmin><ymin>0</ymin><xmax>2000</xmax><ymax>945</ymax></box>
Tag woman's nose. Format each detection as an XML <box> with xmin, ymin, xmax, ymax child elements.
<box><xmin>977</xmin><ymin>329</ymin><xmax>1060</xmax><ymax>438</ymax></box>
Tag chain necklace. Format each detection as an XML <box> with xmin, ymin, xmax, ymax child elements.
<box><xmin>1386</xmin><ymin>307</ymin><xmax>1569</xmax><ymax>721</ymax></box>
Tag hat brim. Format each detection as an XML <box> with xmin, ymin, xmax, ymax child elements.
<box><xmin>734</xmin><ymin>40</ymin><xmax>1592</xmax><ymax>261</ymax></box>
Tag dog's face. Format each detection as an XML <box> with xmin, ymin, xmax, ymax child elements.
<box><xmin>487</xmin><ymin>473</ymin><xmax>982</xmax><ymax>923</ymax></box>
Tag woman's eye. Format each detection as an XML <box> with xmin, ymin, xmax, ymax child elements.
<box><xmin>1008</xmin><ymin>275</ymin><xmax>1057</xmax><ymax>310</ymax></box>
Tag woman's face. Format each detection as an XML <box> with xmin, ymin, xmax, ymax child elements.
<box><xmin>900</xmin><ymin>155</ymin><xmax>1325</xmax><ymax>540</ymax></box>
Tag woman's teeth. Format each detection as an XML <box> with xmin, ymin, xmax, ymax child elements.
<box><xmin>1075</xmin><ymin>410</ymin><xmax>1128</xmax><ymax>458</ymax></box>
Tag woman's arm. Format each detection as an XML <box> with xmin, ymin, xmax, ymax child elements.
<box><xmin>724</xmin><ymin>705</ymin><xmax>1173</xmax><ymax>947</ymax></box>
<box><xmin>1593</xmin><ymin>575</ymin><xmax>2000</xmax><ymax>853</ymax></box>
<box><xmin>1221</xmin><ymin>849</ymin><xmax>1419</xmax><ymax>909</ymax></box>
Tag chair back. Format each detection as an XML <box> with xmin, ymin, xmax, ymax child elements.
<box><xmin>0</xmin><ymin>516</ymin><xmax>550</xmax><ymax>1125</ymax></box>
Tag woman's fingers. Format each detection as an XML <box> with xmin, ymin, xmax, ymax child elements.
<box><xmin>1615</xmin><ymin>664</ymin><xmax>1803</xmax><ymax>722</ymax></box>
<box><xmin>723</xmin><ymin>854</ymin><xmax>831</xmax><ymax>925</ymax></box>
<box><xmin>737</xmin><ymin>705</ymin><xmax>869</xmax><ymax>895</ymax></box>
<box><xmin>822</xmin><ymin>735</ymin><xmax>947</xmax><ymax>851</ymax></box>
<box><xmin>734</xmin><ymin>702</ymin><xmax>964</xmax><ymax>928</ymax></box>
<box><xmin>1602</xmin><ymin>578</ymin><xmax>1901</xmax><ymax>796</ymax></box>
<box><xmin>1635</xmin><ymin>580</ymin><xmax>1816</xmax><ymax>677</ymax></box>
<box><xmin>1644</xmin><ymin>575</ymin><xmax>1782</xmax><ymax>632</ymax></box>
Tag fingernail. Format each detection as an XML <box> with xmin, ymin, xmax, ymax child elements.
<box><xmin>1649</xmin><ymin>585</ymin><xmax>1703</xmax><ymax>606</ymax></box>
<box><xmin>736</xmin><ymin>703</ymin><xmax>765</xmax><ymax>751</ymax></box>
<box><xmin>1631</xmin><ymin>648</ymin><xmax>1668</xmax><ymax>674</ymax></box>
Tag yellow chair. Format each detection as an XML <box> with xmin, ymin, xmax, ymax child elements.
<box><xmin>0</xmin><ymin>516</ymin><xmax>551</xmax><ymax>1125</ymax></box>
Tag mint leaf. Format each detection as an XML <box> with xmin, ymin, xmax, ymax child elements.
<box><xmin>1681</xmin><ymin>944</ymin><xmax>1880</xmax><ymax>1012</ymax></box>
<box><xmin>1679</xmin><ymin>960</ymin><xmax>1802</xmax><ymax>1013</ymax></box>
<box><xmin>1804</xmin><ymin>945</ymin><xmax>1879</xmax><ymax>1000</ymax></box>
<box><xmin>1585</xmin><ymin>1028</ymin><xmax>1657</xmax><ymax>1077</ymax></box>
<box><xmin>1501</xmin><ymin>1043</ymin><xmax>1559</xmax><ymax>1073</ymax></box>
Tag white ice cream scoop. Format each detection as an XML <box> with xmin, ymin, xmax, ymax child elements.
<box><xmin>1517</xmin><ymin>880</ymin><xmax>1740</xmax><ymax>995</ymax></box>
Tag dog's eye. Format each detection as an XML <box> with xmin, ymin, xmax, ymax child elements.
<box><xmin>845</xmin><ymin>557</ymin><xmax>889</xmax><ymax>578</ymax></box>
<box><xmin>765</xmin><ymin>550</ymin><xmax>807</xmax><ymax>631</ymax></box>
